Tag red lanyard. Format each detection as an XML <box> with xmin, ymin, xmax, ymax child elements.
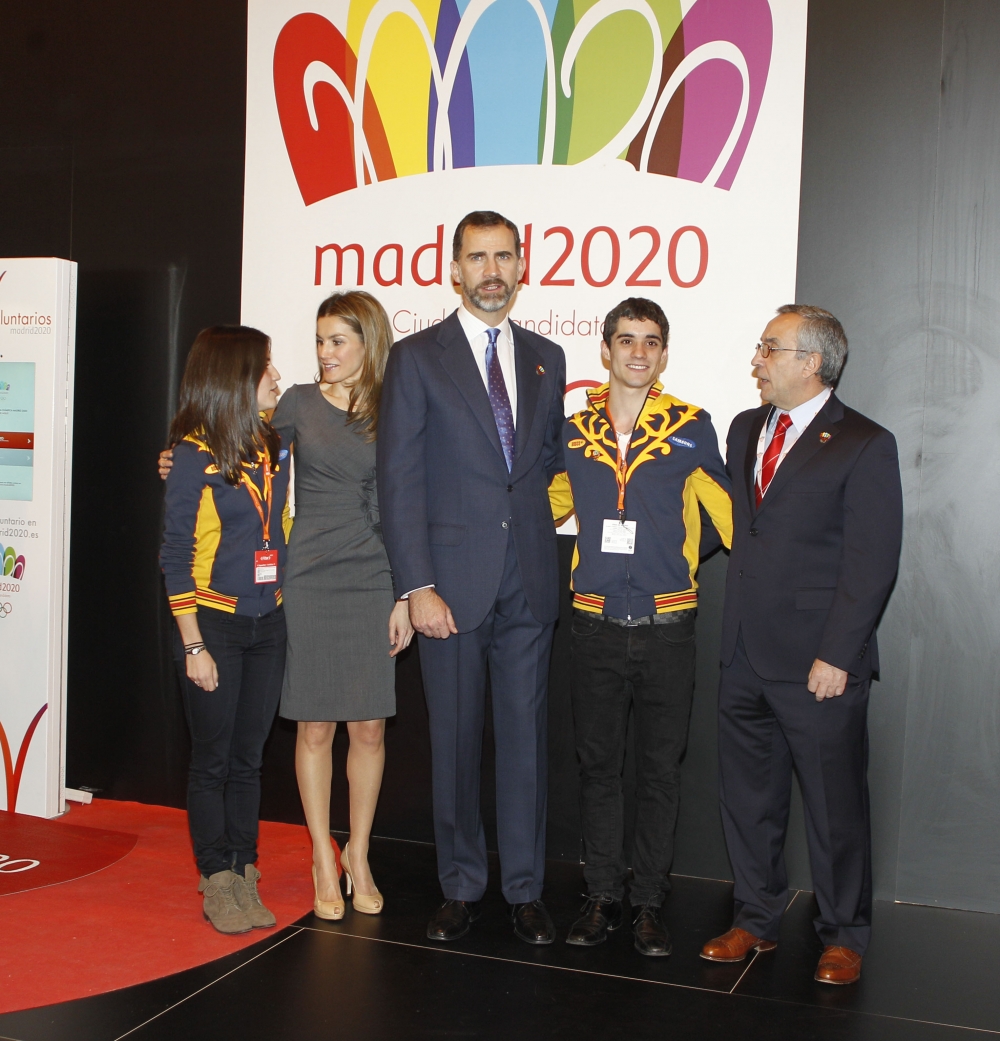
<box><xmin>607</xmin><ymin>414</ymin><xmax>630</xmax><ymax>518</ymax></box>
<box><xmin>605</xmin><ymin>390</ymin><xmax>652</xmax><ymax>519</ymax></box>
<box><xmin>240</xmin><ymin>457</ymin><xmax>273</xmax><ymax>546</ymax></box>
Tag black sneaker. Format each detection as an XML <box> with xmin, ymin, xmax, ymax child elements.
<box><xmin>566</xmin><ymin>894</ymin><xmax>624</xmax><ymax>946</ymax></box>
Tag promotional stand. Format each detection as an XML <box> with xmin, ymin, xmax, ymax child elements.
<box><xmin>0</xmin><ymin>258</ymin><xmax>76</xmax><ymax>818</ymax></box>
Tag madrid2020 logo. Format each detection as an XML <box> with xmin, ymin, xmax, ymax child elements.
<box><xmin>272</xmin><ymin>0</ymin><xmax>773</xmax><ymax>206</ymax></box>
<box><xmin>0</xmin><ymin>542</ymin><xmax>23</xmax><ymax>619</ymax></box>
<box><xmin>1</xmin><ymin>544</ymin><xmax>25</xmax><ymax>580</ymax></box>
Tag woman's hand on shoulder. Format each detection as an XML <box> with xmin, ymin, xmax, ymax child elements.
<box><xmin>388</xmin><ymin>599</ymin><xmax>415</xmax><ymax>657</ymax></box>
<box><xmin>160</xmin><ymin>440</ymin><xmax>205</xmax><ymax>482</ymax></box>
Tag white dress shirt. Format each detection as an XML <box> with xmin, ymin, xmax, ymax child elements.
<box><xmin>754</xmin><ymin>386</ymin><xmax>832</xmax><ymax>484</ymax></box>
<box><xmin>456</xmin><ymin>304</ymin><xmax>518</xmax><ymax>427</ymax></box>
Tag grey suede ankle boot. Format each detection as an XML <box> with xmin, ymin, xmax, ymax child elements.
<box><xmin>199</xmin><ymin>870</ymin><xmax>252</xmax><ymax>934</ymax></box>
<box><xmin>233</xmin><ymin>863</ymin><xmax>277</xmax><ymax>928</ymax></box>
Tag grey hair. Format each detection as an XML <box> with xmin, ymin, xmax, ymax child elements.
<box><xmin>776</xmin><ymin>304</ymin><xmax>848</xmax><ymax>386</ymax></box>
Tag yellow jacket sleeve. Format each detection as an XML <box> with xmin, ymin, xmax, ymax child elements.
<box><xmin>549</xmin><ymin>471</ymin><xmax>575</xmax><ymax>525</ymax></box>
<box><xmin>690</xmin><ymin>467</ymin><xmax>733</xmax><ymax>550</ymax></box>
<box><xmin>282</xmin><ymin>499</ymin><xmax>294</xmax><ymax>543</ymax></box>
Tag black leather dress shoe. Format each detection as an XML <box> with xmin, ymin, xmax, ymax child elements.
<box><xmin>426</xmin><ymin>899</ymin><xmax>481</xmax><ymax>942</ymax></box>
<box><xmin>510</xmin><ymin>900</ymin><xmax>556</xmax><ymax>945</ymax></box>
<box><xmin>632</xmin><ymin>905</ymin><xmax>672</xmax><ymax>957</ymax></box>
<box><xmin>566</xmin><ymin>894</ymin><xmax>624</xmax><ymax>946</ymax></box>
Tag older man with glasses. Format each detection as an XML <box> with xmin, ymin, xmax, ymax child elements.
<box><xmin>700</xmin><ymin>305</ymin><xmax>903</xmax><ymax>985</ymax></box>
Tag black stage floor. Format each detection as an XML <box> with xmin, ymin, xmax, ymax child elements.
<box><xmin>2</xmin><ymin>834</ymin><xmax>998</xmax><ymax>1041</ymax></box>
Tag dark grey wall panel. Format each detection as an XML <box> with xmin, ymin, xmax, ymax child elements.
<box><xmin>794</xmin><ymin>0</ymin><xmax>944</xmax><ymax>901</ymax></box>
<box><xmin>796</xmin><ymin>0</ymin><xmax>1000</xmax><ymax>911</ymax></box>
<box><xmin>893</xmin><ymin>0</ymin><xmax>1000</xmax><ymax>910</ymax></box>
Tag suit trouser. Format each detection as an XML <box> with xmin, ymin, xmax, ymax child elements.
<box><xmin>718</xmin><ymin>634</ymin><xmax>872</xmax><ymax>955</ymax></box>
<box><xmin>418</xmin><ymin>537</ymin><xmax>553</xmax><ymax>904</ymax></box>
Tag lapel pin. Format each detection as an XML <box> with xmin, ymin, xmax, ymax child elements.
<box><xmin>819</xmin><ymin>431</ymin><xmax>832</xmax><ymax>443</ymax></box>
<box><xmin>536</xmin><ymin>364</ymin><xmax>545</xmax><ymax>375</ymax></box>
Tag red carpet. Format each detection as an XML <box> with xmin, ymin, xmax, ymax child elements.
<box><xmin>0</xmin><ymin>812</ymin><xmax>137</xmax><ymax>895</ymax></box>
<box><xmin>0</xmin><ymin>799</ymin><xmax>333</xmax><ymax>1014</ymax></box>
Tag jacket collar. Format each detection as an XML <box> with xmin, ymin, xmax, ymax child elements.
<box><xmin>585</xmin><ymin>380</ymin><xmax>668</xmax><ymax>426</ymax></box>
<box><xmin>454</xmin><ymin>303</ymin><xmax>514</xmax><ymax>348</ymax></box>
<box><xmin>435</xmin><ymin>310</ymin><xmax>544</xmax><ymax>475</ymax></box>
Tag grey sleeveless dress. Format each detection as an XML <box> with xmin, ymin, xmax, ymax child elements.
<box><xmin>272</xmin><ymin>383</ymin><xmax>396</xmax><ymax>721</ymax></box>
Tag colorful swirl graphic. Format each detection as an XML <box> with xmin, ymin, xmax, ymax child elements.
<box><xmin>1</xmin><ymin>544</ymin><xmax>26</xmax><ymax>579</ymax></box>
<box><xmin>273</xmin><ymin>0</ymin><xmax>773</xmax><ymax>205</ymax></box>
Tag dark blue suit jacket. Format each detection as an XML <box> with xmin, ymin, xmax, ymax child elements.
<box><xmin>721</xmin><ymin>393</ymin><xmax>903</xmax><ymax>681</ymax></box>
<box><xmin>377</xmin><ymin>310</ymin><xmax>566</xmax><ymax>632</ymax></box>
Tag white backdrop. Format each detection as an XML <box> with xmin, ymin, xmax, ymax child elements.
<box><xmin>0</xmin><ymin>258</ymin><xmax>76</xmax><ymax>818</ymax></box>
<box><xmin>243</xmin><ymin>0</ymin><xmax>806</xmax><ymax>458</ymax></box>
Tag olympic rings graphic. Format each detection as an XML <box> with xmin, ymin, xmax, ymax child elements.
<box><xmin>0</xmin><ymin>603</ymin><xmax>12</xmax><ymax>618</ymax></box>
<box><xmin>0</xmin><ymin>854</ymin><xmax>40</xmax><ymax>873</ymax></box>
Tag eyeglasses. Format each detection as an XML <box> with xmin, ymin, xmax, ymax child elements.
<box><xmin>754</xmin><ymin>341</ymin><xmax>804</xmax><ymax>358</ymax></box>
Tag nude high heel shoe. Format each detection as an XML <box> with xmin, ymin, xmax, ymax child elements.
<box><xmin>312</xmin><ymin>863</ymin><xmax>345</xmax><ymax>921</ymax></box>
<box><xmin>341</xmin><ymin>842</ymin><xmax>384</xmax><ymax>915</ymax></box>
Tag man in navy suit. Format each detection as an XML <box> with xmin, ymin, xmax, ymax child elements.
<box><xmin>700</xmin><ymin>305</ymin><xmax>902</xmax><ymax>985</ymax></box>
<box><xmin>377</xmin><ymin>211</ymin><xmax>566</xmax><ymax>945</ymax></box>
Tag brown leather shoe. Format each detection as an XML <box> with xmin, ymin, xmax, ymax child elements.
<box><xmin>814</xmin><ymin>945</ymin><xmax>862</xmax><ymax>984</ymax></box>
<box><xmin>700</xmin><ymin>926</ymin><xmax>777</xmax><ymax>962</ymax></box>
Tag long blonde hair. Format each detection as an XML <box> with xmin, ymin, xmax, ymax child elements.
<box><xmin>316</xmin><ymin>291</ymin><xmax>392</xmax><ymax>442</ymax></box>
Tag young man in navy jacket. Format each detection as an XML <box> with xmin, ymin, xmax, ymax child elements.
<box><xmin>550</xmin><ymin>298</ymin><xmax>732</xmax><ymax>955</ymax></box>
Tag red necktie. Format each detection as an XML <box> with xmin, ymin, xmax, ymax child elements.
<box><xmin>756</xmin><ymin>412</ymin><xmax>792</xmax><ymax>507</ymax></box>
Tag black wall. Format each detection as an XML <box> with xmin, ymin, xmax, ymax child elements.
<box><xmin>3</xmin><ymin>0</ymin><xmax>998</xmax><ymax>912</ymax></box>
<box><xmin>1</xmin><ymin>0</ymin><xmax>248</xmax><ymax>810</ymax></box>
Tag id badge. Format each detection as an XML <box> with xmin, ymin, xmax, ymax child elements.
<box><xmin>601</xmin><ymin>519</ymin><xmax>636</xmax><ymax>554</ymax></box>
<box><xmin>254</xmin><ymin>549</ymin><xmax>278</xmax><ymax>584</ymax></box>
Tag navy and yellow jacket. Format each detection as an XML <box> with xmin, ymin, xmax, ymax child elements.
<box><xmin>160</xmin><ymin>433</ymin><xmax>292</xmax><ymax>618</ymax></box>
<box><xmin>549</xmin><ymin>382</ymin><xmax>733</xmax><ymax>619</ymax></box>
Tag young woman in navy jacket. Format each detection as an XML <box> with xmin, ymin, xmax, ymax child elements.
<box><xmin>160</xmin><ymin>325</ymin><xmax>289</xmax><ymax>935</ymax></box>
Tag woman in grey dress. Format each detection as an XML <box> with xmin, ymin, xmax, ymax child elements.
<box><xmin>272</xmin><ymin>291</ymin><xmax>413</xmax><ymax>920</ymax></box>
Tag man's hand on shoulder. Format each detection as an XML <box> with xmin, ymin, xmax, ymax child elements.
<box><xmin>808</xmin><ymin>659</ymin><xmax>848</xmax><ymax>702</ymax></box>
<box><xmin>408</xmin><ymin>587</ymin><xmax>458</xmax><ymax>640</ymax></box>
<box><xmin>159</xmin><ymin>448</ymin><xmax>174</xmax><ymax>480</ymax></box>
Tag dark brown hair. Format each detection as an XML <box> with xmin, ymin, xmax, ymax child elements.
<box><xmin>168</xmin><ymin>325</ymin><xmax>280</xmax><ymax>485</ymax></box>
<box><xmin>451</xmin><ymin>210</ymin><xmax>522</xmax><ymax>260</ymax></box>
<box><xmin>316</xmin><ymin>291</ymin><xmax>393</xmax><ymax>442</ymax></box>
<box><xmin>602</xmin><ymin>297</ymin><xmax>670</xmax><ymax>344</ymax></box>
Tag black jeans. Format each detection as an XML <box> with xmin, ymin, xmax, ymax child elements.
<box><xmin>174</xmin><ymin>606</ymin><xmax>286</xmax><ymax>878</ymax></box>
<box><xmin>570</xmin><ymin>610</ymin><xmax>696</xmax><ymax>907</ymax></box>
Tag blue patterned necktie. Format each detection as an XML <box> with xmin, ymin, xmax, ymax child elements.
<box><xmin>485</xmin><ymin>326</ymin><xmax>515</xmax><ymax>472</ymax></box>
